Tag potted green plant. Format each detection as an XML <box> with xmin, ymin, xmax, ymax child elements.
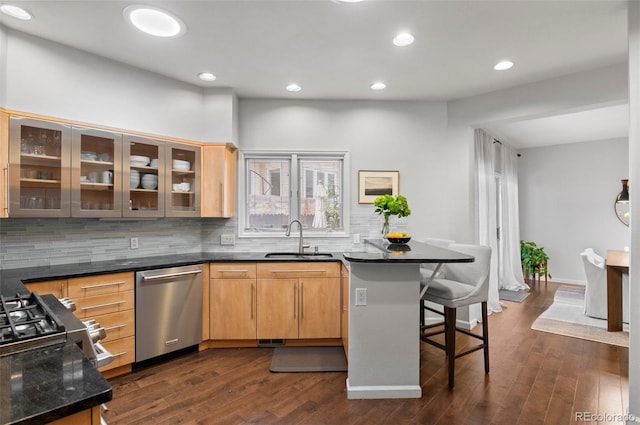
<box><xmin>373</xmin><ymin>194</ymin><xmax>411</xmax><ymax>235</ymax></box>
<box><xmin>520</xmin><ymin>240</ymin><xmax>551</xmax><ymax>283</ymax></box>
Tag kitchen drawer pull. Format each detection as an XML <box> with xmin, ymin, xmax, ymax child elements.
<box><xmin>104</xmin><ymin>324</ymin><xmax>126</xmax><ymax>331</ymax></box>
<box><xmin>293</xmin><ymin>283</ymin><xmax>297</xmax><ymax>319</ymax></box>
<box><xmin>165</xmin><ymin>339</ymin><xmax>179</xmax><ymax>345</ymax></box>
<box><xmin>112</xmin><ymin>351</ymin><xmax>127</xmax><ymax>358</ymax></box>
<box><xmin>80</xmin><ymin>281</ymin><xmax>127</xmax><ymax>289</ymax></box>
<box><xmin>300</xmin><ymin>282</ymin><xmax>304</xmax><ymax>319</ymax></box>
<box><xmin>141</xmin><ymin>270</ymin><xmax>201</xmax><ymax>280</ymax></box>
<box><xmin>81</xmin><ymin>300</ymin><xmax>126</xmax><ymax>311</ymax></box>
<box><xmin>216</xmin><ymin>269</ymin><xmax>250</xmax><ymax>273</ymax></box>
<box><xmin>271</xmin><ymin>270</ymin><xmax>327</xmax><ymax>273</ymax></box>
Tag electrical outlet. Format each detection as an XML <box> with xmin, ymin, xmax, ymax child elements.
<box><xmin>353</xmin><ymin>233</ymin><xmax>361</xmax><ymax>244</ymax></box>
<box><xmin>130</xmin><ymin>237</ymin><xmax>139</xmax><ymax>249</ymax></box>
<box><xmin>355</xmin><ymin>288</ymin><xmax>367</xmax><ymax>306</ymax></box>
<box><xmin>221</xmin><ymin>234</ymin><xmax>235</xmax><ymax>245</ymax></box>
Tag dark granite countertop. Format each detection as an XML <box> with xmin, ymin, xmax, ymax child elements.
<box><xmin>0</xmin><ymin>342</ymin><xmax>112</xmax><ymax>425</ymax></box>
<box><xmin>342</xmin><ymin>239</ymin><xmax>475</xmax><ymax>263</ymax></box>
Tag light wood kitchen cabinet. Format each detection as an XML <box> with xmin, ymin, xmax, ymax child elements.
<box><xmin>71</xmin><ymin>127</ymin><xmax>122</xmax><ymax>218</ymax></box>
<box><xmin>123</xmin><ymin>135</ymin><xmax>165</xmax><ymax>218</ymax></box>
<box><xmin>166</xmin><ymin>142</ymin><xmax>200</xmax><ymax>217</ymax></box>
<box><xmin>67</xmin><ymin>272</ymin><xmax>135</xmax><ymax>374</ymax></box>
<box><xmin>201</xmin><ymin>144</ymin><xmax>237</xmax><ymax>218</ymax></box>
<box><xmin>256</xmin><ymin>262</ymin><xmax>341</xmax><ymax>340</ymax></box>
<box><xmin>209</xmin><ymin>263</ymin><xmax>257</xmax><ymax>340</ymax></box>
<box><xmin>341</xmin><ymin>263</ymin><xmax>349</xmax><ymax>361</ymax></box>
<box><xmin>7</xmin><ymin>116</ymin><xmax>71</xmax><ymax>217</ymax></box>
<box><xmin>48</xmin><ymin>405</ymin><xmax>101</xmax><ymax>425</ymax></box>
<box><xmin>24</xmin><ymin>279</ymin><xmax>68</xmax><ymax>299</ymax></box>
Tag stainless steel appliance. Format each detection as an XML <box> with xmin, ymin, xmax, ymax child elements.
<box><xmin>135</xmin><ymin>264</ymin><xmax>202</xmax><ymax>362</ymax></box>
<box><xmin>0</xmin><ymin>292</ymin><xmax>113</xmax><ymax>368</ymax></box>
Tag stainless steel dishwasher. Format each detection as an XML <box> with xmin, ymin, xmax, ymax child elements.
<box><xmin>135</xmin><ymin>264</ymin><xmax>202</xmax><ymax>363</ymax></box>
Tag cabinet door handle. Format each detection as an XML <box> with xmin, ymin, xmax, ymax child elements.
<box><xmin>112</xmin><ymin>351</ymin><xmax>127</xmax><ymax>358</ymax></box>
<box><xmin>271</xmin><ymin>270</ymin><xmax>327</xmax><ymax>274</ymax></box>
<box><xmin>300</xmin><ymin>282</ymin><xmax>304</xmax><ymax>320</ymax></box>
<box><xmin>81</xmin><ymin>300</ymin><xmax>126</xmax><ymax>311</ymax></box>
<box><xmin>250</xmin><ymin>283</ymin><xmax>254</xmax><ymax>320</ymax></box>
<box><xmin>4</xmin><ymin>164</ymin><xmax>9</xmax><ymax>214</ymax></box>
<box><xmin>293</xmin><ymin>283</ymin><xmax>297</xmax><ymax>319</ymax></box>
<box><xmin>219</xmin><ymin>182</ymin><xmax>223</xmax><ymax>216</ymax></box>
<box><xmin>80</xmin><ymin>281</ymin><xmax>127</xmax><ymax>290</ymax></box>
<box><xmin>104</xmin><ymin>324</ymin><xmax>126</xmax><ymax>331</ymax></box>
<box><xmin>216</xmin><ymin>269</ymin><xmax>249</xmax><ymax>273</ymax></box>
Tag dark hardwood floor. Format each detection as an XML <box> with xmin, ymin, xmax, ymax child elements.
<box><xmin>103</xmin><ymin>282</ymin><xmax>628</xmax><ymax>425</ymax></box>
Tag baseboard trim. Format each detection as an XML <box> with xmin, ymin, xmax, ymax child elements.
<box><xmin>346</xmin><ymin>378</ymin><xmax>422</xmax><ymax>399</ymax></box>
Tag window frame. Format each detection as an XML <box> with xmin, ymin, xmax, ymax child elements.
<box><xmin>238</xmin><ymin>150</ymin><xmax>350</xmax><ymax>238</ymax></box>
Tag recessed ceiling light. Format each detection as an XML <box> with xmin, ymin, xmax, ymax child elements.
<box><xmin>370</xmin><ymin>82</ymin><xmax>386</xmax><ymax>91</ymax></box>
<box><xmin>286</xmin><ymin>83</ymin><xmax>302</xmax><ymax>92</ymax></box>
<box><xmin>494</xmin><ymin>60</ymin><xmax>514</xmax><ymax>71</ymax></box>
<box><xmin>393</xmin><ymin>32</ymin><xmax>414</xmax><ymax>47</ymax></box>
<box><xmin>123</xmin><ymin>5</ymin><xmax>185</xmax><ymax>38</ymax></box>
<box><xmin>0</xmin><ymin>4</ymin><xmax>33</xmax><ymax>20</ymax></box>
<box><xmin>198</xmin><ymin>72</ymin><xmax>216</xmax><ymax>82</ymax></box>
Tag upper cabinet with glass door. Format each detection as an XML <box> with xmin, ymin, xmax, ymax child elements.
<box><xmin>71</xmin><ymin>127</ymin><xmax>122</xmax><ymax>217</ymax></box>
<box><xmin>166</xmin><ymin>142</ymin><xmax>200</xmax><ymax>217</ymax></box>
<box><xmin>123</xmin><ymin>136</ymin><xmax>165</xmax><ymax>218</ymax></box>
<box><xmin>8</xmin><ymin>117</ymin><xmax>71</xmax><ymax>217</ymax></box>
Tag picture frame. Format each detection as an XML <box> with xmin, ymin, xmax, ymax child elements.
<box><xmin>358</xmin><ymin>170</ymin><xmax>400</xmax><ymax>204</ymax></box>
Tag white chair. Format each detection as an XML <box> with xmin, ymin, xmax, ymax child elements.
<box><xmin>420</xmin><ymin>243</ymin><xmax>492</xmax><ymax>389</ymax></box>
<box><xmin>580</xmin><ymin>248</ymin><xmax>629</xmax><ymax>322</ymax></box>
<box><xmin>420</xmin><ymin>237</ymin><xmax>455</xmax><ymax>280</ymax></box>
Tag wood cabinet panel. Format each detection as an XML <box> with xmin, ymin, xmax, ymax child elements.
<box><xmin>90</xmin><ymin>310</ymin><xmax>135</xmax><ymax>342</ymax></box>
<box><xmin>73</xmin><ymin>291</ymin><xmax>134</xmax><ymax>319</ymax></box>
<box><xmin>201</xmin><ymin>144</ymin><xmax>237</xmax><ymax>218</ymax></box>
<box><xmin>257</xmin><ymin>262</ymin><xmax>340</xmax><ymax>279</ymax></box>
<box><xmin>24</xmin><ymin>279</ymin><xmax>67</xmax><ymax>298</ymax></box>
<box><xmin>298</xmin><ymin>277</ymin><xmax>341</xmax><ymax>339</ymax></box>
<box><xmin>99</xmin><ymin>336</ymin><xmax>135</xmax><ymax>372</ymax></box>
<box><xmin>210</xmin><ymin>279</ymin><xmax>256</xmax><ymax>340</ymax></box>
<box><xmin>210</xmin><ymin>263</ymin><xmax>256</xmax><ymax>279</ymax></box>
<box><xmin>257</xmin><ymin>278</ymin><xmax>299</xmax><ymax>339</ymax></box>
<box><xmin>67</xmin><ymin>272</ymin><xmax>133</xmax><ymax>298</ymax></box>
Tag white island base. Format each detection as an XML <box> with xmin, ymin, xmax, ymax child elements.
<box><xmin>346</xmin><ymin>262</ymin><xmax>422</xmax><ymax>399</ymax></box>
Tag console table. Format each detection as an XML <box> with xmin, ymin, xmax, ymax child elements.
<box><xmin>606</xmin><ymin>250</ymin><xmax>629</xmax><ymax>332</ymax></box>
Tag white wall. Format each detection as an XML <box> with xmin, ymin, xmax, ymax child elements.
<box><xmin>238</xmin><ymin>99</ymin><xmax>450</xmax><ymax>240</ymax></box>
<box><xmin>518</xmin><ymin>138</ymin><xmax>630</xmax><ymax>284</ymax></box>
<box><xmin>2</xmin><ymin>28</ymin><xmax>237</xmax><ymax>143</ymax></box>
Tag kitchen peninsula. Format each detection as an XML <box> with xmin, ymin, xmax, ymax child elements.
<box><xmin>342</xmin><ymin>239</ymin><xmax>474</xmax><ymax>399</ymax></box>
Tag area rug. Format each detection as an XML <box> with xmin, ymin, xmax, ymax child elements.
<box><xmin>269</xmin><ymin>346</ymin><xmax>348</xmax><ymax>372</ymax></box>
<box><xmin>499</xmin><ymin>289</ymin><xmax>530</xmax><ymax>303</ymax></box>
<box><xmin>531</xmin><ymin>285</ymin><xmax>629</xmax><ymax>347</ymax></box>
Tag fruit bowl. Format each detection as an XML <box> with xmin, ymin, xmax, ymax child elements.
<box><xmin>386</xmin><ymin>236</ymin><xmax>411</xmax><ymax>244</ymax></box>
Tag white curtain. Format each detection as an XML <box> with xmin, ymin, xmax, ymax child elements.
<box><xmin>474</xmin><ymin>129</ymin><xmax>528</xmax><ymax>314</ymax></box>
<box><xmin>499</xmin><ymin>143</ymin><xmax>528</xmax><ymax>291</ymax></box>
<box><xmin>474</xmin><ymin>129</ymin><xmax>501</xmax><ymax>313</ymax></box>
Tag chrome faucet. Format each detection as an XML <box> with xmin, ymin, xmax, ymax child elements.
<box><xmin>286</xmin><ymin>219</ymin><xmax>309</xmax><ymax>255</ymax></box>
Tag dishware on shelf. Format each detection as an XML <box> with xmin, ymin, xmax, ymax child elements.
<box><xmin>150</xmin><ymin>158</ymin><xmax>159</xmax><ymax>168</ymax></box>
<box><xmin>172</xmin><ymin>182</ymin><xmax>191</xmax><ymax>192</ymax></box>
<box><xmin>141</xmin><ymin>174</ymin><xmax>158</xmax><ymax>190</ymax></box>
<box><xmin>98</xmin><ymin>153</ymin><xmax>111</xmax><ymax>162</ymax></box>
<box><xmin>89</xmin><ymin>171</ymin><xmax>99</xmax><ymax>183</ymax></box>
<box><xmin>172</xmin><ymin>159</ymin><xmax>190</xmax><ymax>171</ymax></box>
<box><xmin>80</xmin><ymin>175</ymin><xmax>90</xmax><ymax>183</ymax></box>
<box><xmin>130</xmin><ymin>176</ymin><xmax>140</xmax><ymax>189</ymax></box>
<box><xmin>81</xmin><ymin>151</ymin><xmax>97</xmax><ymax>161</ymax></box>
<box><xmin>102</xmin><ymin>170</ymin><xmax>113</xmax><ymax>184</ymax></box>
<box><xmin>130</xmin><ymin>155</ymin><xmax>150</xmax><ymax>166</ymax></box>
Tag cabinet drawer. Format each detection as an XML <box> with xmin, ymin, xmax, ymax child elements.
<box><xmin>24</xmin><ymin>280</ymin><xmax>67</xmax><ymax>298</ymax></box>
<box><xmin>73</xmin><ymin>290</ymin><xmax>134</xmax><ymax>319</ymax></box>
<box><xmin>88</xmin><ymin>310</ymin><xmax>135</xmax><ymax>342</ymax></box>
<box><xmin>257</xmin><ymin>262</ymin><xmax>340</xmax><ymax>278</ymax></box>
<box><xmin>210</xmin><ymin>263</ymin><xmax>256</xmax><ymax>279</ymax></box>
<box><xmin>99</xmin><ymin>336</ymin><xmax>135</xmax><ymax>372</ymax></box>
<box><xmin>68</xmin><ymin>272</ymin><xmax>134</xmax><ymax>298</ymax></box>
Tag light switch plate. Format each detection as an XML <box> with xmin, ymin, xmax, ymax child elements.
<box><xmin>130</xmin><ymin>237</ymin><xmax>139</xmax><ymax>249</ymax></box>
<box><xmin>221</xmin><ymin>234</ymin><xmax>235</xmax><ymax>245</ymax></box>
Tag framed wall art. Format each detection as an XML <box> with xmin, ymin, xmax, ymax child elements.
<box><xmin>358</xmin><ymin>170</ymin><xmax>399</xmax><ymax>204</ymax></box>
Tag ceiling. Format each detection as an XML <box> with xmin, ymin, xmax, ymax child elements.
<box><xmin>0</xmin><ymin>0</ymin><xmax>630</xmax><ymax>146</ymax></box>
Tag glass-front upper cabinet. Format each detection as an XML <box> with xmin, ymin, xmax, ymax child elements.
<box><xmin>123</xmin><ymin>136</ymin><xmax>165</xmax><ymax>218</ymax></box>
<box><xmin>71</xmin><ymin>127</ymin><xmax>122</xmax><ymax>217</ymax></box>
<box><xmin>166</xmin><ymin>142</ymin><xmax>200</xmax><ymax>217</ymax></box>
<box><xmin>8</xmin><ymin>117</ymin><xmax>71</xmax><ymax>217</ymax></box>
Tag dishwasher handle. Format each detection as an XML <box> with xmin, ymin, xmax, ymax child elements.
<box><xmin>140</xmin><ymin>269</ymin><xmax>202</xmax><ymax>281</ymax></box>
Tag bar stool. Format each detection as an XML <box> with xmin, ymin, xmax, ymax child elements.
<box><xmin>419</xmin><ymin>243</ymin><xmax>492</xmax><ymax>389</ymax></box>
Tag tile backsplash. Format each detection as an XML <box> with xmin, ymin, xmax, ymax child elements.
<box><xmin>0</xmin><ymin>213</ymin><xmax>389</xmax><ymax>270</ymax></box>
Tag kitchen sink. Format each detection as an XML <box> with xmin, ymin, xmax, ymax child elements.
<box><xmin>264</xmin><ymin>252</ymin><xmax>334</xmax><ymax>259</ymax></box>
